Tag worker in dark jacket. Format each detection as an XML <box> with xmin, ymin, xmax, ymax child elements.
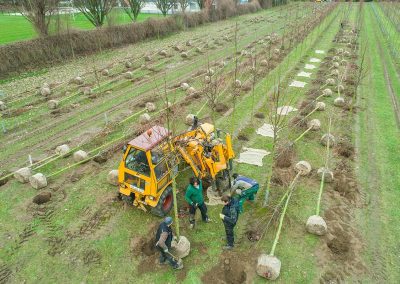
<box><xmin>155</xmin><ymin>217</ymin><xmax>183</xmax><ymax>270</ymax></box>
<box><xmin>185</xmin><ymin>177</ymin><xmax>211</xmax><ymax>229</ymax></box>
<box><xmin>219</xmin><ymin>195</ymin><xmax>239</xmax><ymax>250</ymax></box>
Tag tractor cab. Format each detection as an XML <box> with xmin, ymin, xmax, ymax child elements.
<box><xmin>118</xmin><ymin>126</ymin><xmax>177</xmax><ymax>215</ymax></box>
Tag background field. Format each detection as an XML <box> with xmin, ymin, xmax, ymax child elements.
<box><xmin>0</xmin><ymin>2</ymin><xmax>399</xmax><ymax>283</ymax></box>
<box><xmin>0</xmin><ymin>10</ymin><xmax>162</xmax><ymax>45</ymax></box>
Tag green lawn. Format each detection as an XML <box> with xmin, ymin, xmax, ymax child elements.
<box><xmin>0</xmin><ymin>10</ymin><xmax>163</xmax><ymax>45</ymax></box>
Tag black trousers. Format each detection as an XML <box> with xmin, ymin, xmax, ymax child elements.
<box><xmin>189</xmin><ymin>202</ymin><xmax>208</xmax><ymax>224</ymax></box>
<box><xmin>157</xmin><ymin>246</ymin><xmax>178</xmax><ymax>268</ymax></box>
<box><xmin>223</xmin><ymin>222</ymin><xmax>236</xmax><ymax>247</ymax></box>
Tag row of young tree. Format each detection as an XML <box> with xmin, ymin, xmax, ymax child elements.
<box><xmin>9</xmin><ymin>0</ymin><xmax>212</xmax><ymax>37</ymax></box>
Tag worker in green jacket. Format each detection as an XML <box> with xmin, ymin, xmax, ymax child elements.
<box><xmin>185</xmin><ymin>177</ymin><xmax>211</xmax><ymax>229</ymax></box>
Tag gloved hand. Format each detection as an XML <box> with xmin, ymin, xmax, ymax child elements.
<box><xmin>173</xmin><ymin>236</ymin><xmax>178</xmax><ymax>242</ymax></box>
<box><xmin>192</xmin><ymin>203</ymin><xmax>198</xmax><ymax>208</ymax></box>
<box><xmin>235</xmin><ymin>189</ymin><xmax>242</xmax><ymax>195</ymax></box>
<box><xmin>219</xmin><ymin>213</ymin><xmax>225</xmax><ymax>220</ymax></box>
<box><xmin>164</xmin><ymin>248</ymin><xmax>168</xmax><ymax>253</ymax></box>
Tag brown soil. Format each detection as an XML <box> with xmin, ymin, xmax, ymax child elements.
<box><xmin>275</xmin><ymin>143</ymin><xmax>295</xmax><ymax>168</ymax></box>
<box><xmin>33</xmin><ymin>192</ymin><xmax>52</xmax><ymax>205</ymax></box>
<box><xmin>216</xmin><ymin>103</ymin><xmax>229</xmax><ymax>113</ymax></box>
<box><xmin>245</xmin><ymin>230</ymin><xmax>261</xmax><ymax>242</ymax></box>
<box><xmin>237</xmin><ymin>134</ymin><xmax>249</xmax><ymax>141</ymax></box>
<box><xmin>254</xmin><ymin>112</ymin><xmax>265</xmax><ymax>119</ymax></box>
<box><xmin>290</xmin><ymin>115</ymin><xmax>308</xmax><ymax>129</ymax></box>
<box><xmin>82</xmin><ymin>249</ymin><xmax>102</xmax><ymax>265</ymax></box>
<box><xmin>201</xmin><ymin>251</ymin><xmax>252</xmax><ymax>284</ymax></box>
<box><xmin>271</xmin><ymin>167</ymin><xmax>295</xmax><ymax>187</ymax></box>
<box><xmin>336</xmin><ymin>139</ymin><xmax>354</xmax><ymax>159</ymax></box>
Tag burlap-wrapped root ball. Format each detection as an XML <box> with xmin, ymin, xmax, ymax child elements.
<box><xmin>338</xmin><ymin>85</ymin><xmax>344</xmax><ymax>92</ymax></box>
<box><xmin>145</xmin><ymin>102</ymin><xmax>156</xmax><ymax>112</ymax></box>
<box><xmin>55</xmin><ymin>144</ymin><xmax>70</xmax><ymax>156</ymax></box>
<box><xmin>171</xmin><ymin>236</ymin><xmax>191</xmax><ymax>258</ymax></box>
<box><xmin>0</xmin><ymin>101</ymin><xmax>6</xmax><ymax>111</ymax></box>
<box><xmin>308</xmin><ymin>119</ymin><xmax>321</xmax><ymax>131</ymax></box>
<box><xmin>29</xmin><ymin>173</ymin><xmax>47</xmax><ymax>189</ymax></box>
<box><xmin>306</xmin><ymin>215</ymin><xmax>328</xmax><ymax>236</ymax></box>
<box><xmin>73</xmin><ymin>150</ymin><xmax>88</xmax><ymax>162</ymax></box>
<box><xmin>125</xmin><ymin>61</ymin><xmax>132</xmax><ymax>68</ymax></box>
<box><xmin>102</xmin><ymin>69</ymin><xmax>109</xmax><ymax>76</ymax></box>
<box><xmin>181</xmin><ymin>52</ymin><xmax>189</xmax><ymax>58</ymax></box>
<box><xmin>326</xmin><ymin>78</ymin><xmax>335</xmax><ymax>86</ymax></box>
<box><xmin>185</xmin><ymin>114</ymin><xmax>195</xmax><ymax>125</ymax></box>
<box><xmin>260</xmin><ymin>59</ymin><xmax>268</xmax><ymax>66</ymax></box>
<box><xmin>73</xmin><ymin>76</ymin><xmax>84</xmax><ymax>85</ymax></box>
<box><xmin>320</xmin><ymin>133</ymin><xmax>335</xmax><ymax>147</ymax></box>
<box><xmin>139</xmin><ymin>113</ymin><xmax>151</xmax><ymax>124</ymax></box>
<box><xmin>82</xmin><ymin>87</ymin><xmax>92</xmax><ymax>96</ymax></box>
<box><xmin>317</xmin><ymin>167</ymin><xmax>334</xmax><ymax>183</ymax></box>
<box><xmin>322</xmin><ymin>88</ymin><xmax>333</xmax><ymax>97</ymax></box>
<box><xmin>159</xmin><ymin>50</ymin><xmax>168</xmax><ymax>56</ymax></box>
<box><xmin>295</xmin><ymin>161</ymin><xmax>312</xmax><ymax>176</ymax></box>
<box><xmin>316</xmin><ymin>102</ymin><xmax>326</xmax><ymax>111</ymax></box>
<box><xmin>125</xmin><ymin>71</ymin><xmax>133</xmax><ymax>79</ymax></box>
<box><xmin>14</xmin><ymin>167</ymin><xmax>32</xmax><ymax>183</ymax></box>
<box><xmin>204</xmin><ymin>76</ymin><xmax>211</xmax><ymax>84</ymax></box>
<box><xmin>181</xmin><ymin>82</ymin><xmax>189</xmax><ymax>90</ymax></box>
<box><xmin>107</xmin><ymin>170</ymin><xmax>119</xmax><ymax>186</ymax></box>
<box><xmin>207</xmin><ymin>68</ymin><xmax>215</xmax><ymax>76</ymax></box>
<box><xmin>40</xmin><ymin>86</ymin><xmax>51</xmax><ymax>96</ymax></box>
<box><xmin>334</xmin><ymin>97</ymin><xmax>345</xmax><ymax>107</ymax></box>
<box><xmin>48</xmin><ymin>100</ymin><xmax>59</xmax><ymax>109</ymax></box>
<box><xmin>186</xmin><ymin>87</ymin><xmax>196</xmax><ymax>96</ymax></box>
<box><xmin>235</xmin><ymin>80</ymin><xmax>242</xmax><ymax>88</ymax></box>
<box><xmin>257</xmin><ymin>254</ymin><xmax>281</xmax><ymax>280</ymax></box>
<box><xmin>144</xmin><ymin>55</ymin><xmax>152</xmax><ymax>62</ymax></box>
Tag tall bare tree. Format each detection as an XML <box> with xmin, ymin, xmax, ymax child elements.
<box><xmin>178</xmin><ymin>0</ymin><xmax>189</xmax><ymax>13</ymax></box>
<box><xmin>122</xmin><ymin>0</ymin><xmax>145</xmax><ymax>21</ymax></box>
<box><xmin>196</xmin><ymin>0</ymin><xmax>204</xmax><ymax>10</ymax></box>
<box><xmin>155</xmin><ymin>0</ymin><xmax>175</xmax><ymax>16</ymax></box>
<box><xmin>74</xmin><ymin>0</ymin><xmax>115</xmax><ymax>27</ymax></box>
<box><xmin>19</xmin><ymin>0</ymin><xmax>60</xmax><ymax>37</ymax></box>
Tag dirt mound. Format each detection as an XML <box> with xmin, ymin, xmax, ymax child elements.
<box><xmin>33</xmin><ymin>192</ymin><xmax>52</xmax><ymax>205</ymax></box>
<box><xmin>202</xmin><ymin>253</ymin><xmax>248</xmax><ymax>284</ymax></box>
<box><xmin>333</xmin><ymin>160</ymin><xmax>359</xmax><ymax>202</ymax></box>
<box><xmin>216</xmin><ymin>103</ymin><xmax>229</xmax><ymax>113</ymax></box>
<box><xmin>237</xmin><ymin>134</ymin><xmax>249</xmax><ymax>141</ymax></box>
<box><xmin>254</xmin><ymin>112</ymin><xmax>265</xmax><ymax>119</ymax></box>
<box><xmin>327</xmin><ymin>236</ymin><xmax>349</xmax><ymax>256</ymax></box>
<box><xmin>336</xmin><ymin>139</ymin><xmax>354</xmax><ymax>158</ymax></box>
<box><xmin>320</xmin><ymin>270</ymin><xmax>344</xmax><ymax>284</ymax></box>
<box><xmin>245</xmin><ymin>230</ymin><xmax>261</xmax><ymax>242</ymax></box>
<box><xmin>82</xmin><ymin>249</ymin><xmax>102</xmax><ymax>265</ymax></box>
<box><xmin>271</xmin><ymin>167</ymin><xmax>295</xmax><ymax>187</ymax></box>
<box><xmin>290</xmin><ymin>115</ymin><xmax>308</xmax><ymax>129</ymax></box>
<box><xmin>275</xmin><ymin>143</ymin><xmax>295</xmax><ymax>168</ymax></box>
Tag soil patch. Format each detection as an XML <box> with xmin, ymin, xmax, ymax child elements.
<box><xmin>216</xmin><ymin>103</ymin><xmax>229</xmax><ymax>113</ymax></box>
<box><xmin>201</xmin><ymin>252</ymin><xmax>250</xmax><ymax>284</ymax></box>
<box><xmin>275</xmin><ymin>143</ymin><xmax>295</xmax><ymax>168</ymax></box>
<box><xmin>237</xmin><ymin>134</ymin><xmax>249</xmax><ymax>141</ymax></box>
<box><xmin>254</xmin><ymin>112</ymin><xmax>265</xmax><ymax>119</ymax></box>
<box><xmin>33</xmin><ymin>192</ymin><xmax>51</xmax><ymax>205</ymax></box>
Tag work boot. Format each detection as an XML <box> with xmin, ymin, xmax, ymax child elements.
<box><xmin>223</xmin><ymin>245</ymin><xmax>234</xmax><ymax>250</ymax></box>
<box><xmin>204</xmin><ymin>218</ymin><xmax>212</xmax><ymax>223</ymax></box>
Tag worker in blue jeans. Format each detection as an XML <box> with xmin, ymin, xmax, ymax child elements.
<box><xmin>231</xmin><ymin>173</ymin><xmax>259</xmax><ymax>213</ymax></box>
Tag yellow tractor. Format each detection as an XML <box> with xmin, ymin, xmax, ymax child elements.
<box><xmin>118</xmin><ymin>122</ymin><xmax>235</xmax><ymax>216</ymax></box>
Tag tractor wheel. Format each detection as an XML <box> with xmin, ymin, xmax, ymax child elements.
<box><xmin>151</xmin><ymin>186</ymin><xmax>174</xmax><ymax>217</ymax></box>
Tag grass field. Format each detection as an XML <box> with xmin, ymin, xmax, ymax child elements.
<box><xmin>0</xmin><ymin>10</ymin><xmax>162</xmax><ymax>45</ymax></box>
<box><xmin>0</xmin><ymin>1</ymin><xmax>399</xmax><ymax>283</ymax></box>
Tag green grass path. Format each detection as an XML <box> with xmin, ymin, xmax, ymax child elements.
<box><xmin>355</xmin><ymin>4</ymin><xmax>400</xmax><ymax>282</ymax></box>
